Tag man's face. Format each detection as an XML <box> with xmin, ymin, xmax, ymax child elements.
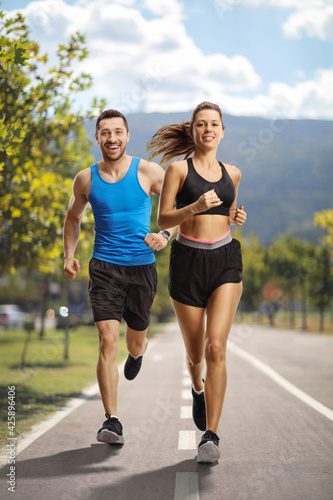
<box><xmin>95</xmin><ymin>117</ymin><xmax>130</xmax><ymax>161</ymax></box>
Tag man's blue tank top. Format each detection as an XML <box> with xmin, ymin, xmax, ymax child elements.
<box><xmin>88</xmin><ymin>157</ymin><xmax>155</xmax><ymax>266</ymax></box>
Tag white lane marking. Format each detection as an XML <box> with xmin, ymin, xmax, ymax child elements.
<box><xmin>0</xmin><ymin>381</ymin><xmax>100</xmax><ymax>468</ymax></box>
<box><xmin>0</xmin><ymin>356</ymin><xmax>126</xmax><ymax>468</ymax></box>
<box><xmin>151</xmin><ymin>353</ymin><xmax>163</xmax><ymax>361</ymax></box>
<box><xmin>175</xmin><ymin>472</ymin><xmax>199</xmax><ymax>500</ymax></box>
<box><xmin>178</xmin><ymin>430</ymin><xmax>196</xmax><ymax>449</ymax></box>
<box><xmin>182</xmin><ymin>377</ymin><xmax>191</xmax><ymax>386</ymax></box>
<box><xmin>182</xmin><ymin>368</ymin><xmax>188</xmax><ymax>376</ymax></box>
<box><xmin>180</xmin><ymin>406</ymin><xmax>192</xmax><ymax>419</ymax></box>
<box><xmin>228</xmin><ymin>341</ymin><xmax>333</xmax><ymax>422</ymax></box>
<box><xmin>181</xmin><ymin>389</ymin><xmax>192</xmax><ymax>400</ymax></box>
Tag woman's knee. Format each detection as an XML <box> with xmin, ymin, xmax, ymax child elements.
<box><xmin>205</xmin><ymin>339</ymin><xmax>226</xmax><ymax>364</ymax></box>
<box><xmin>186</xmin><ymin>351</ymin><xmax>204</xmax><ymax>367</ymax></box>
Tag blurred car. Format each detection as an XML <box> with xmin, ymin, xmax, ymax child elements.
<box><xmin>0</xmin><ymin>304</ymin><xmax>31</xmax><ymax>329</ymax></box>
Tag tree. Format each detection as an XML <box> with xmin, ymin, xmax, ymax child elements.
<box><xmin>236</xmin><ymin>230</ymin><xmax>270</xmax><ymax>313</ymax></box>
<box><xmin>313</xmin><ymin>209</ymin><xmax>333</xmax><ymax>330</ymax></box>
<box><xmin>150</xmin><ymin>196</ymin><xmax>174</xmax><ymax>322</ymax></box>
<box><xmin>308</xmin><ymin>246</ymin><xmax>332</xmax><ymax>332</ymax></box>
<box><xmin>0</xmin><ymin>10</ymin><xmax>105</xmax><ymax>344</ymax></box>
<box><xmin>269</xmin><ymin>235</ymin><xmax>317</xmax><ymax>329</ymax></box>
<box><xmin>0</xmin><ymin>10</ymin><xmax>103</xmax><ymax>276</ymax></box>
<box><xmin>314</xmin><ymin>209</ymin><xmax>333</xmax><ymax>252</ymax></box>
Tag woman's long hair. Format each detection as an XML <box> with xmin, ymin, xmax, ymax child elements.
<box><xmin>146</xmin><ymin>101</ymin><xmax>224</xmax><ymax>166</ymax></box>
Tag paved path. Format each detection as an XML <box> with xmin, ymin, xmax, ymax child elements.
<box><xmin>1</xmin><ymin>323</ymin><xmax>333</xmax><ymax>500</ymax></box>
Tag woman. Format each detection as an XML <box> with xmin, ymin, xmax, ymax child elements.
<box><xmin>146</xmin><ymin>101</ymin><xmax>247</xmax><ymax>463</ymax></box>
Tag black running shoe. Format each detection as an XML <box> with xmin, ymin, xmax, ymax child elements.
<box><xmin>124</xmin><ymin>354</ymin><xmax>143</xmax><ymax>380</ymax></box>
<box><xmin>197</xmin><ymin>430</ymin><xmax>220</xmax><ymax>463</ymax></box>
<box><xmin>96</xmin><ymin>414</ymin><xmax>124</xmax><ymax>445</ymax></box>
<box><xmin>192</xmin><ymin>382</ymin><xmax>206</xmax><ymax>431</ymax></box>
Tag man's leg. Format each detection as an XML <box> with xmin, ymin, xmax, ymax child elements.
<box><xmin>123</xmin><ymin>324</ymin><xmax>149</xmax><ymax>380</ymax></box>
<box><xmin>125</xmin><ymin>324</ymin><xmax>149</xmax><ymax>358</ymax></box>
<box><xmin>95</xmin><ymin>319</ymin><xmax>125</xmax><ymax>444</ymax></box>
<box><xmin>95</xmin><ymin>319</ymin><xmax>120</xmax><ymax>416</ymax></box>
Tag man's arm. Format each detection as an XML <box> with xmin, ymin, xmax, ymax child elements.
<box><xmin>63</xmin><ymin>170</ymin><xmax>90</xmax><ymax>280</ymax></box>
<box><xmin>141</xmin><ymin>160</ymin><xmax>178</xmax><ymax>251</ymax></box>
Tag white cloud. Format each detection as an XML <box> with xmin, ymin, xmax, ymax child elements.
<box><xmin>213</xmin><ymin>67</ymin><xmax>333</xmax><ymax>120</ymax></box>
<box><xmin>7</xmin><ymin>0</ymin><xmax>261</xmax><ymax>114</ymax></box>
<box><xmin>225</xmin><ymin>0</ymin><xmax>333</xmax><ymax>39</ymax></box>
<box><xmin>282</xmin><ymin>6</ymin><xmax>333</xmax><ymax>39</ymax></box>
<box><xmin>4</xmin><ymin>0</ymin><xmax>333</xmax><ymax>119</ymax></box>
<box><xmin>268</xmin><ymin>67</ymin><xmax>333</xmax><ymax>119</ymax></box>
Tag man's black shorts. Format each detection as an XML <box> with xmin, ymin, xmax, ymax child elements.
<box><xmin>169</xmin><ymin>238</ymin><xmax>242</xmax><ymax>308</ymax></box>
<box><xmin>88</xmin><ymin>258</ymin><xmax>157</xmax><ymax>331</ymax></box>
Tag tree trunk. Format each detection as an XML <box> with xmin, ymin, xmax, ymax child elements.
<box><xmin>64</xmin><ymin>281</ymin><xmax>70</xmax><ymax>361</ymax></box>
<box><xmin>39</xmin><ymin>275</ymin><xmax>50</xmax><ymax>339</ymax></box>
<box><xmin>289</xmin><ymin>293</ymin><xmax>295</xmax><ymax>328</ymax></box>
<box><xmin>301</xmin><ymin>285</ymin><xmax>307</xmax><ymax>330</ymax></box>
<box><xmin>319</xmin><ymin>306</ymin><xmax>325</xmax><ymax>332</ymax></box>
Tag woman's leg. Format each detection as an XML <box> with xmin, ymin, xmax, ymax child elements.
<box><xmin>205</xmin><ymin>282</ymin><xmax>242</xmax><ymax>434</ymax></box>
<box><xmin>171</xmin><ymin>298</ymin><xmax>206</xmax><ymax>391</ymax></box>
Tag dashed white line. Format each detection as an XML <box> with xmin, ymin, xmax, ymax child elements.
<box><xmin>181</xmin><ymin>389</ymin><xmax>192</xmax><ymax>400</ymax></box>
<box><xmin>227</xmin><ymin>340</ymin><xmax>333</xmax><ymax>422</ymax></box>
<box><xmin>180</xmin><ymin>405</ymin><xmax>192</xmax><ymax>419</ymax></box>
<box><xmin>178</xmin><ymin>430</ymin><xmax>196</xmax><ymax>450</ymax></box>
<box><xmin>182</xmin><ymin>377</ymin><xmax>191</xmax><ymax>386</ymax></box>
<box><xmin>175</xmin><ymin>472</ymin><xmax>199</xmax><ymax>500</ymax></box>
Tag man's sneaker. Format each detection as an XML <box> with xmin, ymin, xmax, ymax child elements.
<box><xmin>124</xmin><ymin>354</ymin><xmax>143</xmax><ymax>380</ymax></box>
<box><xmin>197</xmin><ymin>430</ymin><xmax>220</xmax><ymax>463</ymax></box>
<box><xmin>192</xmin><ymin>381</ymin><xmax>206</xmax><ymax>431</ymax></box>
<box><xmin>96</xmin><ymin>414</ymin><xmax>124</xmax><ymax>444</ymax></box>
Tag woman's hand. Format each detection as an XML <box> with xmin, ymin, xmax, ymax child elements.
<box><xmin>233</xmin><ymin>205</ymin><xmax>247</xmax><ymax>226</ymax></box>
<box><xmin>195</xmin><ymin>189</ymin><xmax>222</xmax><ymax>213</ymax></box>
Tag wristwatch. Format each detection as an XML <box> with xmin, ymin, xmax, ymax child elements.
<box><xmin>159</xmin><ymin>230</ymin><xmax>171</xmax><ymax>242</ymax></box>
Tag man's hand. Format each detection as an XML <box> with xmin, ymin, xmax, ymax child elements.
<box><xmin>144</xmin><ymin>232</ymin><xmax>168</xmax><ymax>251</ymax></box>
<box><xmin>64</xmin><ymin>257</ymin><xmax>81</xmax><ymax>280</ymax></box>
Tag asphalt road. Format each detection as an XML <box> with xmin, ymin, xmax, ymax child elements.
<box><xmin>1</xmin><ymin>322</ymin><xmax>333</xmax><ymax>500</ymax></box>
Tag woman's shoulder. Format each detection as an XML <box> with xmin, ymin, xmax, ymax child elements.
<box><xmin>166</xmin><ymin>159</ymin><xmax>188</xmax><ymax>174</ymax></box>
<box><xmin>223</xmin><ymin>162</ymin><xmax>241</xmax><ymax>181</ymax></box>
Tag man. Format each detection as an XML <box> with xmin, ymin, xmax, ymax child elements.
<box><xmin>63</xmin><ymin>109</ymin><xmax>175</xmax><ymax>445</ymax></box>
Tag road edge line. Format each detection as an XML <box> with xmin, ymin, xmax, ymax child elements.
<box><xmin>227</xmin><ymin>340</ymin><xmax>333</xmax><ymax>422</ymax></box>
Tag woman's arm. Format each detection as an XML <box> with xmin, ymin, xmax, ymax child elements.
<box><xmin>157</xmin><ymin>162</ymin><xmax>223</xmax><ymax>230</ymax></box>
<box><xmin>227</xmin><ymin>165</ymin><xmax>247</xmax><ymax>226</ymax></box>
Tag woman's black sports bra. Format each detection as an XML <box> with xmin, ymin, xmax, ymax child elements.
<box><xmin>175</xmin><ymin>157</ymin><xmax>235</xmax><ymax>216</ymax></box>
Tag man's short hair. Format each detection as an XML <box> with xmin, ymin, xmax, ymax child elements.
<box><xmin>95</xmin><ymin>109</ymin><xmax>129</xmax><ymax>135</ymax></box>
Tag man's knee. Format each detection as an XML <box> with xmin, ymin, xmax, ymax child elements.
<box><xmin>97</xmin><ymin>326</ymin><xmax>119</xmax><ymax>355</ymax></box>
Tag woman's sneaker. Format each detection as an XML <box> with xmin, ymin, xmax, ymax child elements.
<box><xmin>192</xmin><ymin>381</ymin><xmax>206</xmax><ymax>431</ymax></box>
<box><xmin>197</xmin><ymin>430</ymin><xmax>220</xmax><ymax>463</ymax></box>
<box><xmin>96</xmin><ymin>414</ymin><xmax>124</xmax><ymax>444</ymax></box>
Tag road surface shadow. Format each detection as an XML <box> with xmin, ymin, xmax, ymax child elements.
<box><xmin>6</xmin><ymin>444</ymin><xmax>124</xmax><ymax>480</ymax></box>
<box><xmin>4</xmin><ymin>445</ymin><xmax>216</xmax><ymax>500</ymax></box>
<box><xmin>83</xmin><ymin>458</ymin><xmax>215</xmax><ymax>500</ymax></box>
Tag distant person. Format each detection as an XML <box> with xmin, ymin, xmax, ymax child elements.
<box><xmin>63</xmin><ymin>109</ymin><xmax>175</xmax><ymax>445</ymax></box>
<box><xmin>146</xmin><ymin>101</ymin><xmax>247</xmax><ymax>463</ymax></box>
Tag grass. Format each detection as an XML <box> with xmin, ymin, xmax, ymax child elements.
<box><xmin>234</xmin><ymin>310</ymin><xmax>333</xmax><ymax>335</ymax></box>
<box><xmin>0</xmin><ymin>323</ymin><xmax>161</xmax><ymax>449</ymax></box>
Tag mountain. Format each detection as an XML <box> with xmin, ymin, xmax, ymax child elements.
<box><xmin>85</xmin><ymin>111</ymin><xmax>333</xmax><ymax>245</ymax></box>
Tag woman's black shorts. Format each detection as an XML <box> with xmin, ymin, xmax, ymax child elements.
<box><xmin>169</xmin><ymin>238</ymin><xmax>242</xmax><ymax>308</ymax></box>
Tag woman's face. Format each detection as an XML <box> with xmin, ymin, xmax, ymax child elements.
<box><xmin>191</xmin><ymin>109</ymin><xmax>224</xmax><ymax>150</ymax></box>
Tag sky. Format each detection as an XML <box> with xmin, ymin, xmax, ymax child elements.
<box><xmin>2</xmin><ymin>0</ymin><xmax>333</xmax><ymax>120</ymax></box>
